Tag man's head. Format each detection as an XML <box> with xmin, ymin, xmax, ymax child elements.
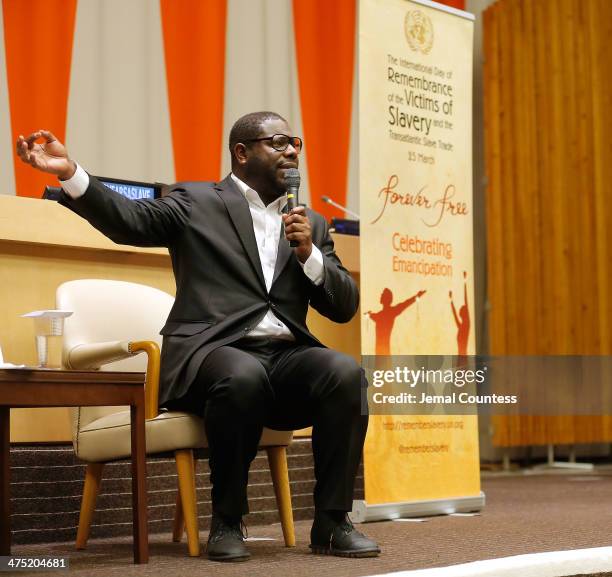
<box><xmin>380</xmin><ymin>288</ymin><xmax>393</xmax><ymax>307</ymax></box>
<box><xmin>229</xmin><ymin>111</ymin><xmax>301</xmax><ymax>203</ymax></box>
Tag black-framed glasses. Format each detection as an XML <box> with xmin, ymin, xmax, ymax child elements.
<box><xmin>246</xmin><ymin>134</ymin><xmax>303</xmax><ymax>153</ymax></box>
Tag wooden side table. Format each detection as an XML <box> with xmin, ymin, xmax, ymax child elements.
<box><xmin>0</xmin><ymin>368</ymin><xmax>148</xmax><ymax>563</ymax></box>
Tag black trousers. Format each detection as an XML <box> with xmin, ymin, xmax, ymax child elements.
<box><xmin>167</xmin><ymin>337</ymin><xmax>369</xmax><ymax>518</ymax></box>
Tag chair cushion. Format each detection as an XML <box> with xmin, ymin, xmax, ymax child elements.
<box><xmin>75</xmin><ymin>410</ymin><xmax>293</xmax><ymax>462</ymax></box>
<box><xmin>76</xmin><ymin>410</ymin><xmax>205</xmax><ymax>461</ymax></box>
<box><xmin>259</xmin><ymin>428</ymin><xmax>294</xmax><ymax>447</ymax></box>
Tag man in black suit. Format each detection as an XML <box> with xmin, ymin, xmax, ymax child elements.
<box><xmin>17</xmin><ymin>111</ymin><xmax>380</xmax><ymax>561</ymax></box>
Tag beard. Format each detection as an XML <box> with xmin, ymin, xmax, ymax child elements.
<box><xmin>244</xmin><ymin>160</ymin><xmax>286</xmax><ymax>198</ymax></box>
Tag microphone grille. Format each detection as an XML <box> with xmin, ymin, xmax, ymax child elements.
<box><xmin>285</xmin><ymin>168</ymin><xmax>301</xmax><ymax>188</ymax></box>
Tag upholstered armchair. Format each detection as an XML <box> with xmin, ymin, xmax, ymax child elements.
<box><xmin>56</xmin><ymin>279</ymin><xmax>295</xmax><ymax>557</ymax></box>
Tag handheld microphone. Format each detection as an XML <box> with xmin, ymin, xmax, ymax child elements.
<box><xmin>285</xmin><ymin>168</ymin><xmax>300</xmax><ymax>247</ymax></box>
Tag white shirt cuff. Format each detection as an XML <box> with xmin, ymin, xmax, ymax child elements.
<box><xmin>59</xmin><ymin>163</ymin><xmax>89</xmax><ymax>199</ymax></box>
<box><xmin>299</xmin><ymin>245</ymin><xmax>325</xmax><ymax>286</ymax></box>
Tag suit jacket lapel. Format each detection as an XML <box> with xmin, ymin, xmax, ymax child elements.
<box><xmin>214</xmin><ymin>176</ymin><xmax>266</xmax><ymax>291</ymax></box>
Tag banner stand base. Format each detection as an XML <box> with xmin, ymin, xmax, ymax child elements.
<box><xmin>350</xmin><ymin>492</ymin><xmax>486</xmax><ymax>523</ymax></box>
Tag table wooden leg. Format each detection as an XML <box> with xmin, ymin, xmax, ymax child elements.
<box><xmin>0</xmin><ymin>407</ymin><xmax>10</xmax><ymax>555</ymax></box>
<box><xmin>130</xmin><ymin>402</ymin><xmax>148</xmax><ymax>563</ymax></box>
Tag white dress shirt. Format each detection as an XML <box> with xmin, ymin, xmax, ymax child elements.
<box><xmin>60</xmin><ymin>166</ymin><xmax>325</xmax><ymax>340</ymax></box>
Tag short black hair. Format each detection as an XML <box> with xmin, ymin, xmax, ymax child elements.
<box><xmin>228</xmin><ymin>111</ymin><xmax>287</xmax><ymax>156</ymax></box>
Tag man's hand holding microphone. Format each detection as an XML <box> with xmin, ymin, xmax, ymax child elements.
<box><xmin>282</xmin><ymin>168</ymin><xmax>313</xmax><ymax>264</ymax></box>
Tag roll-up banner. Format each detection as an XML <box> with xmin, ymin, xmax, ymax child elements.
<box><xmin>356</xmin><ymin>0</ymin><xmax>482</xmax><ymax>521</ymax></box>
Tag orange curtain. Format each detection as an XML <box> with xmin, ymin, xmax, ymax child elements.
<box><xmin>3</xmin><ymin>0</ymin><xmax>77</xmax><ymax>198</ymax></box>
<box><xmin>293</xmin><ymin>0</ymin><xmax>355</xmax><ymax>220</ymax></box>
<box><xmin>160</xmin><ymin>0</ymin><xmax>227</xmax><ymax>182</ymax></box>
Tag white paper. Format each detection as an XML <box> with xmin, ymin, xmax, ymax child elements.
<box><xmin>21</xmin><ymin>310</ymin><xmax>73</xmax><ymax>318</ymax></box>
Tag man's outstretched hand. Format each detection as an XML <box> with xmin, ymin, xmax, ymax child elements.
<box><xmin>16</xmin><ymin>130</ymin><xmax>76</xmax><ymax>180</ymax></box>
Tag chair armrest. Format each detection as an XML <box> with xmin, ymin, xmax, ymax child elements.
<box><xmin>67</xmin><ymin>341</ymin><xmax>131</xmax><ymax>370</ymax></box>
<box><xmin>67</xmin><ymin>340</ymin><xmax>161</xmax><ymax>420</ymax></box>
<box><xmin>129</xmin><ymin>341</ymin><xmax>161</xmax><ymax>420</ymax></box>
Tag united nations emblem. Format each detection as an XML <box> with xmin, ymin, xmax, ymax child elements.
<box><xmin>404</xmin><ymin>10</ymin><xmax>434</xmax><ymax>54</ymax></box>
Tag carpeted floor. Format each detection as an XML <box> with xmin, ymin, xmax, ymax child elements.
<box><xmin>10</xmin><ymin>470</ymin><xmax>612</xmax><ymax>577</ymax></box>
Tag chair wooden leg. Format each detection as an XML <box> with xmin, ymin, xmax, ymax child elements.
<box><xmin>266</xmin><ymin>446</ymin><xmax>295</xmax><ymax>547</ymax></box>
<box><xmin>172</xmin><ymin>488</ymin><xmax>184</xmax><ymax>542</ymax></box>
<box><xmin>174</xmin><ymin>449</ymin><xmax>200</xmax><ymax>557</ymax></box>
<box><xmin>75</xmin><ymin>462</ymin><xmax>104</xmax><ymax>550</ymax></box>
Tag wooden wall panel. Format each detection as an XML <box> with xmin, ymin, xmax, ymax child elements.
<box><xmin>484</xmin><ymin>0</ymin><xmax>612</xmax><ymax>447</ymax></box>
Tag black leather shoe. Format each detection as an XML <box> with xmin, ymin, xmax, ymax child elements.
<box><xmin>206</xmin><ymin>515</ymin><xmax>250</xmax><ymax>562</ymax></box>
<box><xmin>310</xmin><ymin>513</ymin><xmax>381</xmax><ymax>558</ymax></box>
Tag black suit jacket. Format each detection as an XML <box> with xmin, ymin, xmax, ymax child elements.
<box><xmin>60</xmin><ymin>174</ymin><xmax>359</xmax><ymax>405</ymax></box>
